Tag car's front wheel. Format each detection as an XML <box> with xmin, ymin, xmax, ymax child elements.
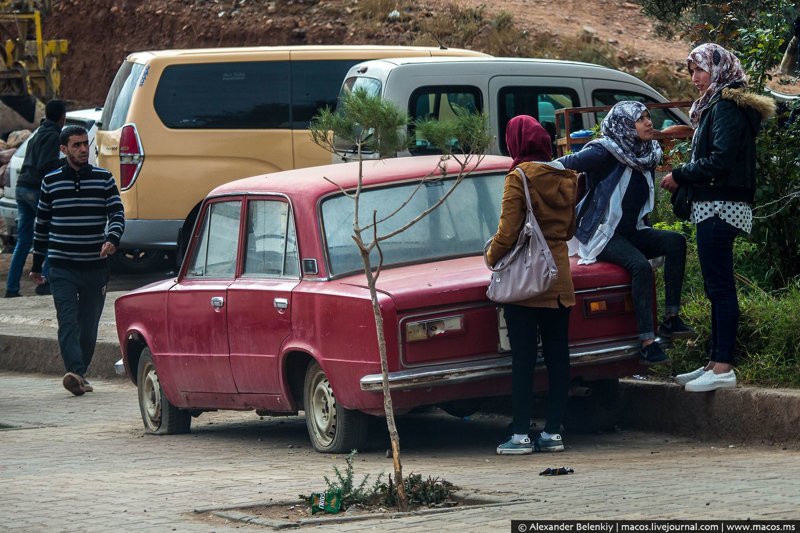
<box><xmin>137</xmin><ymin>348</ymin><xmax>191</xmax><ymax>435</ymax></box>
<box><xmin>303</xmin><ymin>361</ymin><xmax>369</xmax><ymax>453</ymax></box>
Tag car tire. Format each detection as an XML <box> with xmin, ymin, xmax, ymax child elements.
<box><xmin>110</xmin><ymin>248</ymin><xmax>167</xmax><ymax>274</ymax></box>
<box><xmin>303</xmin><ymin>361</ymin><xmax>369</xmax><ymax>453</ymax></box>
<box><xmin>439</xmin><ymin>398</ymin><xmax>483</xmax><ymax>418</ymax></box>
<box><xmin>563</xmin><ymin>378</ymin><xmax>620</xmax><ymax>433</ymax></box>
<box><xmin>137</xmin><ymin>348</ymin><xmax>191</xmax><ymax>435</ymax></box>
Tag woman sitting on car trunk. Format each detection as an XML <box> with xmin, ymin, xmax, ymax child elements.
<box><xmin>557</xmin><ymin>101</ymin><xmax>696</xmax><ymax>367</ymax></box>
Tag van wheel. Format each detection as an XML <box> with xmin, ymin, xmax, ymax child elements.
<box><xmin>303</xmin><ymin>362</ymin><xmax>369</xmax><ymax>453</ymax></box>
<box><xmin>137</xmin><ymin>348</ymin><xmax>191</xmax><ymax>435</ymax></box>
<box><xmin>563</xmin><ymin>378</ymin><xmax>620</xmax><ymax>433</ymax></box>
<box><xmin>110</xmin><ymin>248</ymin><xmax>167</xmax><ymax>274</ymax></box>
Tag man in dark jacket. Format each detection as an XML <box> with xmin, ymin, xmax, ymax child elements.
<box><xmin>4</xmin><ymin>100</ymin><xmax>66</xmax><ymax>298</ymax></box>
<box><xmin>30</xmin><ymin>125</ymin><xmax>125</xmax><ymax>395</ymax></box>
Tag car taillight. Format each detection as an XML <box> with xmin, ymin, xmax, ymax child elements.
<box><xmin>583</xmin><ymin>294</ymin><xmax>633</xmax><ymax>318</ymax></box>
<box><xmin>119</xmin><ymin>124</ymin><xmax>143</xmax><ymax>190</ymax></box>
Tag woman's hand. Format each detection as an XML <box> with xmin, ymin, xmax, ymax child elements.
<box><xmin>660</xmin><ymin>173</ymin><xmax>678</xmax><ymax>193</ymax></box>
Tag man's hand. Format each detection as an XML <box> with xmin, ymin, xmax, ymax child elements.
<box><xmin>100</xmin><ymin>242</ymin><xmax>117</xmax><ymax>258</ymax></box>
<box><xmin>660</xmin><ymin>173</ymin><xmax>678</xmax><ymax>194</ymax></box>
<box><xmin>29</xmin><ymin>272</ymin><xmax>45</xmax><ymax>285</ymax></box>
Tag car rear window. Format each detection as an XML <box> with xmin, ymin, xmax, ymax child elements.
<box><xmin>154</xmin><ymin>62</ymin><xmax>291</xmax><ymax>129</ymax></box>
<box><xmin>321</xmin><ymin>171</ymin><xmax>505</xmax><ymax>277</ymax></box>
<box><xmin>101</xmin><ymin>61</ymin><xmax>145</xmax><ymax>131</ymax></box>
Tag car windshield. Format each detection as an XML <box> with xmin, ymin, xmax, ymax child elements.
<box><xmin>321</xmin><ymin>171</ymin><xmax>505</xmax><ymax>276</ymax></box>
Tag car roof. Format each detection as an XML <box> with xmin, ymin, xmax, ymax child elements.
<box><xmin>345</xmin><ymin>56</ymin><xmax>647</xmax><ymax>83</ymax></box>
<box><xmin>66</xmin><ymin>107</ymin><xmax>103</xmax><ymax>122</ymax></box>
<box><xmin>127</xmin><ymin>45</ymin><xmax>489</xmax><ymax>61</ymax></box>
<box><xmin>210</xmin><ymin>155</ymin><xmax>513</xmax><ymax>199</ymax></box>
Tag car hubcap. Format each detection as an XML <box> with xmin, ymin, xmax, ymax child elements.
<box><xmin>311</xmin><ymin>374</ymin><xmax>336</xmax><ymax>446</ymax></box>
<box><xmin>142</xmin><ymin>365</ymin><xmax>162</xmax><ymax>429</ymax></box>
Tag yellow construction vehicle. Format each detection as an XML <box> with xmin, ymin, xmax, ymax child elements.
<box><xmin>0</xmin><ymin>0</ymin><xmax>67</xmax><ymax>101</ymax></box>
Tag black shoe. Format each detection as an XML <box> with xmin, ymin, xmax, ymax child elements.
<box><xmin>4</xmin><ymin>290</ymin><xmax>20</xmax><ymax>298</ymax></box>
<box><xmin>640</xmin><ymin>342</ymin><xmax>670</xmax><ymax>366</ymax></box>
<box><xmin>35</xmin><ymin>282</ymin><xmax>51</xmax><ymax>296</ymax></box>
<box><xmin>657</xmin><ymin>315</ymin><xmax>696</xmax><ymax>339</ymax></box>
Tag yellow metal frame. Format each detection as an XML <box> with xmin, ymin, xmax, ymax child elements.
<box><xmin>0</xmin><ymin>3</ymin><xmax>67</xmax><ymax>99</ymax></box>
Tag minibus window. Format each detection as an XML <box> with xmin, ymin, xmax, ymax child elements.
<box><xmin>101</xmin><ymin>61</ymin><xmax>145</xmax><ymax>131</ymax></box>
<box><xmin>154</xmin><ymin>62</ymin><xmax>291</xmax><ymax>129</ymax></box>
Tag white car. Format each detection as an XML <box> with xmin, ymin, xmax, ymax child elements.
<box><xmin>0</xmin><ymin>108</ymin><xmax>102</xmax><ymax>244</ymax></box>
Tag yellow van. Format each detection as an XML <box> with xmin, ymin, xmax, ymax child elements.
<box><xmin>97</xmin><ymin>45</ymin><xmax>488</xmax><ymax>271</ymax></box>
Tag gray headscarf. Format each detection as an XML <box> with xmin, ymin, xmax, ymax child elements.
<box><xmin>586</xmin><ymin>101</ymin><xmax>662</xmax><ymax>172</ymax></box>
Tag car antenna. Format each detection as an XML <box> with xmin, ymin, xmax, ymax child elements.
<box><xmin>430</xmin><ymin>34</ymin><xmax>448</xmax><ymax>50</ymax></box>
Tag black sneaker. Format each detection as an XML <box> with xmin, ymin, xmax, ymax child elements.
<box><xmin>658</xmin><ymin>315</ymin><xmax>696</xmax><ymax>340</ymax></box>
<box><xmin>639</xmin><ymin>342</ymin><xmax>670</xmax><ymax>366</ymax></box>
<box><xmin>35</xmin><ymin>282</ymin><xmax>51</xmax><ymax>296</ymax></box>
<box><xmin>4</xmin><ymin>290</ymin><xmax>21</xmax><ymax>298</ymax></box>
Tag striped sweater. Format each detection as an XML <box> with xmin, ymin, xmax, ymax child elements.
<box><xmin>32</xmin><ymin>164</ymin><xmax>125</xmax><ymax>272</ymax></box>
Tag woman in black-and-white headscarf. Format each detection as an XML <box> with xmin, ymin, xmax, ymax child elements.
<box><xmin>661</xmin><ymin>43</ymin><xmax>775</xmax><ymax>393</ymax></box>
<box><xmin>557</xmin><ymin>101</ymin><xmax>695</xmax><ymax>366</ymax></box>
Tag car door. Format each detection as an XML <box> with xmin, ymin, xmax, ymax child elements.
<box><xmin>166</xmin><ymin>198</ymin><xmax>242</xmax><ymax>393</ymax></box>
<box><xmin>227</xmin><ymin>197</ymin><xmax>300</xmax><ymax>393</ymax></box>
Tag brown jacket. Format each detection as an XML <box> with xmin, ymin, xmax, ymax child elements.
<box><xmin>486</xmin><ymin>162</ymin><xmax>578</xmax><ymax>308</ymax></box>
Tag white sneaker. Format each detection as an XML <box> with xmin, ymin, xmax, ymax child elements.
<box><xmin>675</xmin><ymin>367</ymin><xmax>707</xmax><ymax>386</ymax></box>
<box><xmin>685</xmin><ymin>369</ymin><xmax>737</xmax><ymax>392</ymax></box>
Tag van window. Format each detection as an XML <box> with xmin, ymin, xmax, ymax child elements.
<box><xmin>408</xmin><ymin>86</ymin><xmax>483</xmax><ymax>155</ymax></box>
<box><xmin>341</xmin><ymin>76</ymin><xmax>382</xmax><ymax>99</ymax></box>
<box><xmin>497</xmin><ymin>87</ymin><xmax>581</xmax><ymax>157</ymax></box>
<box><xmin>154</xmin><ymin>62</ymin><xmax>291</xmax><ymax>129</ymax></box>
<box><xmin>243</xmin><ymin>199</ymin><xmax>299</xmax><ymax>278</ymax></box>
<box><xmin>592</xmin><ymin>90</ymin><xmax>683</xmax><ymax>129</ymax></box>
<box><xmin>292</xmin><ymin>60</ymin><xmax>365</xmax><ymax>129</ymax></box>
<box><xmin>101</xmin><ymin>61</ymin><xmax>146</xmax><ymax>131</ymax></box>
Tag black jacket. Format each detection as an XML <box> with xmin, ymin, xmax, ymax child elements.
<box><xmin>672</xmin><ymin>87</ymin><xmax>775</xmax><ymax>204</ymax></box>
<box><xmin>16</xmin><ymin>118</ymin><xmax>63</xmax><ymax>190</ymax></box>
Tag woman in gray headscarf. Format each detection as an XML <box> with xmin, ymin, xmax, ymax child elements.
<box><xmin>557</xmin><ymin>101</ymin><xmax>695</xmax><ymax>366</ymax></box>
<box><xmin>661</xmin><ymin>43</ymin><xmax>775</xmax><ymax>392</ymax></box>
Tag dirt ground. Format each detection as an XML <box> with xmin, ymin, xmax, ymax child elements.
<box><xmin>43</xmin><ymin>0</ymin><xmax>691</xmax><ymax>107</ymax></box>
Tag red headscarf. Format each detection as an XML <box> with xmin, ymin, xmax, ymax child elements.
<box><xmin>505</xmin><ymin>115</ymin><xmax>553</xmax><ymax>168</ymax></box>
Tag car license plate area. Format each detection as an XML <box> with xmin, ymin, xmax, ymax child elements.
<box><xmin>401</xmin><ymin>305</ymin><xmax>499</xmax><ymax>365</ymax></box>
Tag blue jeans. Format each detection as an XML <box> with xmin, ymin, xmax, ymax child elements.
<box><xmin>597</xmin><ymin>228</ymin><xmax>687</xmax><ymax>340</ymax></box>
<box><xmin>696</xmin><ymin>216</ymin><xmax>741</xmax><ymax>365</ymax></box>
<box><xmin>5</xmin><ymin>185</ymin><xmax>49</xmax><ymax>293</ymax></box>
<box><xmin>504</xmin><ymin>303</ymin><xmax>571</xmax><ymax>435</ymax></box>
<box><xmin>49</xmin><ymin>265</ymin><xmax>108</xmax><ymax>376</ymax></box>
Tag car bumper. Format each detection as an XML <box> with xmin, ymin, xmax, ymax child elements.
<box><xmin>359</xmin><ymin>338</ymin><xmax>649</xmax><ymax>392</ymax></box>
<box><xmin>120</xmin><ymin>219</ymin><xmax>183</xmax><ymax>249</ymax></box>
<box><xmin>0</xmin><ymin>196</ymin><xmax>17</xmax><ymax>239</ymax></box>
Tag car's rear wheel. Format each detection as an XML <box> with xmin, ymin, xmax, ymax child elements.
<box><xmin>110</xmin><ymin>248</ymin><xmax>168</xmax><ymax>274</ymax></box>
<box><xmin>137</xmin><ymin>348</ymin><xmax>191</xmax><ymax>435</ymax></box>
<box><xmin>563</xmin><ymin>378</ymin><xmax>620</xmax><ymax>433</ymax></box>
<box><xmin>303</xmin><ymin>361</ymin><xmax>369</xmax><ymax>453</ymax></box>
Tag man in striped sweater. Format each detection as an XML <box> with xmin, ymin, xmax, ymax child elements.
<box><xmin>30</xmin><ymin>125</ymin><xmax>125</xmax><ymax>396</ymax></box>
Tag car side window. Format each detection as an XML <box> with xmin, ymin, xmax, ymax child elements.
<box><xmin>497</xmin><ymin>86</ymin><xmax>581</xmax><ymax>157</ymax></box>
<box><xmin>408</xmin><ymin>85</ymin><xmax>483</xmax><ymax>155</ymax></box>
<box><xmin>592</xmin><ymin>90</ymin><xmax>683</xmax><ymax>129</ymax></box>
<box><xmin>243</xmin><ymin>200</ymin><xmax>299</xmax><ymax>278</ymax></box>
<box><xmin>186</xmin><ymin>201</ymin><xmax>242</xmax><ymax>279</ymax></box>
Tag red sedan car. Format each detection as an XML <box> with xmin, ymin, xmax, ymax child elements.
<box><xmin>115</xmin><ymin>155</ymin><xmax>645</xmax><ymax>453</ymax></box>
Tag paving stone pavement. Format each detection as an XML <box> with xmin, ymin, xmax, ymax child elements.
<box><xmin>2</xmin><ymin>372</ymin><xmax>800</xmax><ymax>531</ymax></box>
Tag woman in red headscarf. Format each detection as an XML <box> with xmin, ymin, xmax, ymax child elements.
<box><xmin>486</xmin><ymin>115</ymin><xmax>578</xmax><ymax>455</ymax></box>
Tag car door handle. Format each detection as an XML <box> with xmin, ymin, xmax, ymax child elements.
<box><xmin>273</xmin><ymin>298</ymin><xmax>288</xmax><ymax>310</ymax></box>
<box><xmin>211</xmin><ymin>296</ymin><xmax>224</xmax><ymax>309</ymax></box>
